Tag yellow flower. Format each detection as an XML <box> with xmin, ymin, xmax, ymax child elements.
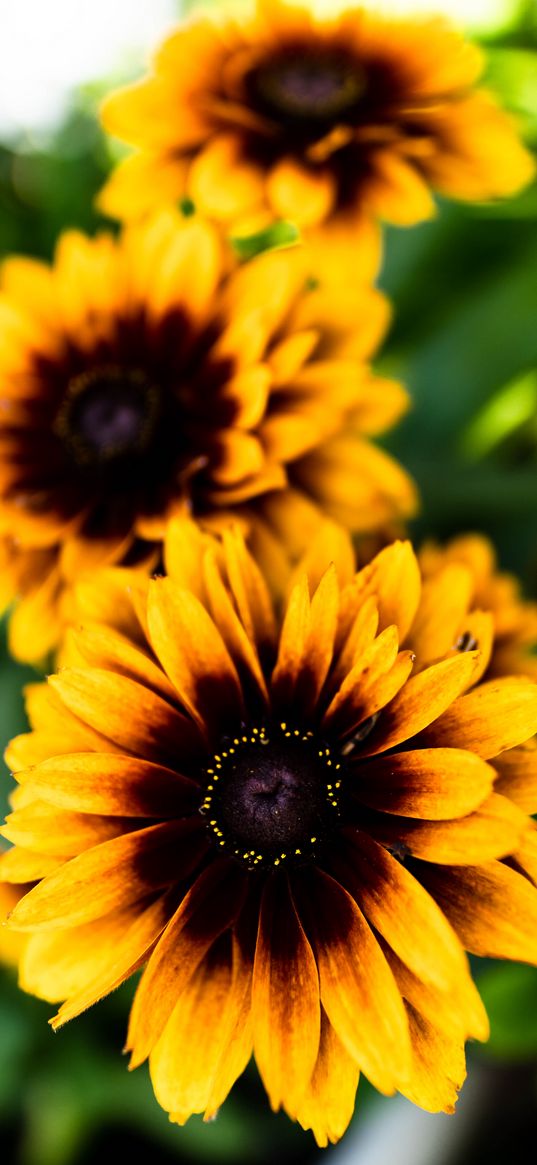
<box><xmin>99</xmin><ymin>0</ymin><xmax>534</xmax><ymax>251</ymax></box>
<box><xmin>0</xmin><ymin>209</ymin><xmax>415</xmax><ymax>664</ymax></box>
<box><xmin>419</xmin><ymin>533</ymin><xmax>537</xmax><ymax>681</ymax></box>
<box><xmin>4</xmin><ymin>521</ymin><xmax>537</xmax><ymax>1145</ymax></box>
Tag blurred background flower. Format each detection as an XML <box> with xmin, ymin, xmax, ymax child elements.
<box><xmin>1</xmin><ymin>1</ymin><xmax>537</xmax><ymax>1163</ymax></box>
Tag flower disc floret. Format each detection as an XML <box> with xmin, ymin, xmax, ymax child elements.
<box><xmin>201</xmin><ymin>723</ymin><xmax>342</xmax><ymax>867</ymax></box>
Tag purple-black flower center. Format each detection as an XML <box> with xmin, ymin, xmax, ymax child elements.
<box><xmin>201</xmin><ymin>724</ymin><xmax>344</xmax><ymax>869</ymax></box>
<box><xmin>55</xmin><ymin>366</ymin><xmax>161</xmax><ymax>468</ymax></box>
<box><xmin>252</xmin><ymin>49</ymin><xmax>365</xmax><ymax>123</ymax></box>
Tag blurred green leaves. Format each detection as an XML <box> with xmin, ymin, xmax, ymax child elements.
<box><xmin>477</xmin><ymin>963</ymin><xmax>537</xmax><ymax>1061</ymax></box>
<box><xmin>230</xmin><ymin>221</ymin><xmax>300</xmax><ymax>262</ymax></box>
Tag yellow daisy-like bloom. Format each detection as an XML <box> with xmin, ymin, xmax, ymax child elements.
<box><xmin>99</xmin><ymin>0</ymin><xmax>534</xmax><ymax>249</ymax></box>
<box><xmin>419</xmin><ymin>534</ymin><xmax>537</xmax><ymax>681</ymax></box>
<box><xmin>3</xmin><ymin>521</ymin><xmax>537</xmax><ymax>1146</ymax></box>
<box><xmin>0</xmin><ymin>209</ymin><xmax>414</xmax><ymax>665</ymax></box>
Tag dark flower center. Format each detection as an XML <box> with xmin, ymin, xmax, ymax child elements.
<box><xmin>55</xmin><ymin>366</ymin><xmax>161</xmax><ymax>468</ymax></box>
<box><xmin>201</xmin><ymin>724</ymin><xmax>344</xmax><ymax>869</ymax></box>
<box><xmin>252</xmin><ymin>49</ymin><xmax>365</xmax><ymax>123</ymax></box>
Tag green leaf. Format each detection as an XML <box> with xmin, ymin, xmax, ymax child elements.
<box><xmin>477</xmin><ymin>963</ymin><xmax>537</xmax><ymax>1060</ymax></box>
<box><xmin>230</xmin><ymin>220</ymin><xmax>300</xmax><ymax>262</ymax></box>
<box><xmin>460</xmin><ymin>370</ymin><xmax>537</xmax><ymax>459</ymax></box>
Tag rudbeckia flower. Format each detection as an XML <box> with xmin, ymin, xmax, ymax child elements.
<box><xmin>99</xmin><ymin>0</ymin><xmax>534</xmax><ymax>248</ymax></box>
<box><xmin>419</xmin><ymin>533</ymin><xmax>537</xmax><ymax>681</ymax></box>
<box><xmin>0</xmin><ymin>210</ymin><xmax>414</xmax><ymax>664</ymax></box>
<box><xmin>3</xmin><ymin>523</ymin><xmax>537</xmax><ymax>1146</ymax></box>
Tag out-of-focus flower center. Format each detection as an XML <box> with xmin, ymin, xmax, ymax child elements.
<box><xmin>55</xmin><ymin>366</ymin><xmax>161</xmax><ymax>468</ymax></box>
<box><xmin>252</xmin><ymin>49</ymin><xmax>365</xmax><ymax>123</ymax></box>
<box><xmin>201</xmin><ymin>724</ymin><xmax>344</xmax><ymax>869</ymax></box>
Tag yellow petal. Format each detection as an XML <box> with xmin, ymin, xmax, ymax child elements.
<box><xmin>290</xmin><ymin>1010</ymin><xmax>359</xmax><ymax>1147</ymax></box>
<box><xmin>266</xmin><ymin>158</ymin><xmax>337</xmax><ymax>228</ymax></box>
<box><xmin>49</xmin><ymin>669</ymin><xmax>200</xmax><ymax>765</ymax></box>
<box><xmin>339</xmin><ymin>832</ymin><xmax>468</xmax><ymax>992</ymax></box>
<box><xmin>188</xmin><ymin>135</ymin><xmax>265</xmax><ymax>221</ymax></box>
<box><xmin>8</xmin><ymin>820</ymin><xmax>205</xmax><ymax>931</ymax></box>
<box><xmin>297</xmin><ymin>867</ymin><xmax>411</xmax><ymax>1095</ymax></box>
<box><xmin>420</xmin><ymin>860</ymin><xmax>537</xmax><ymax>964</ymax></box>
<box><xmin>146</xmin><ymin>577</ymin><xmax>244</xmax><ymax>738</ymax></box>
<box><xmin>150</xmin><ymin>932</ymin><xmax>252</xmax><ymax>1122</ymax></box>
<box><xmin>252</xmin><ymin>875</ymin><xmax>320</xmax><ymax>1110</ymax></box>
<box><xmin>353</xmin><ymin>748</ymin><xmax>495</xmax><ymax>820</ymax></box>
<box><xmin>400</xmin><ymin>1003</ymin><xmax>466</xmax><ymax>1114</ymax></box>
<box><xmin>420</xmin><ymin>677</ymin><xmax>537</xmax><ymax>759</ymax></box>
<box><xmin>17</xmin><ymin>753</ymin><xmax>197</xmax><ymax>818</ymax></box>
<box><xmin>127</xmin><ymin>860</ymin><xmax>247</xmax><ymax>1067</ymax></box>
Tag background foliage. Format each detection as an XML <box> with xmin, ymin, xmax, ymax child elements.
<box><xmin>1</xmin><ymin>2</ymin><xmax>536</xmax><ymax>1161</ymax></box>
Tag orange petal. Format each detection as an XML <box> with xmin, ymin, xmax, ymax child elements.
<box><xmin>296</xmin><ymin>867</ymin><xmax>410</xmax><ymax>1095</ymax></box>
<box><xmin>203</xmin><ymin>931</ymin><xmax>254</xmax><ymax>1121</ymax></box>
<box><xmin>150</xmin><ymin>931</ymin><xmax>252</xmax><ymax>1123</ymax></box>
<box><xmin>347</xmin><ymin>541</ymin><xmax>421</xmax><ymax>644</ymax></box>
<box><xmin>510</xmin><ymin>829</ymin><xmax>537</xmax><ymax>887</ymax></box>
<box><xmin>65</xmin><ymin>624</ymin><xmax>177</xmax><ymax>704</ymax></box>
<box><xmin>49</xmin><ymin>669</ymin><xmax>200</xmax><ymax>766</ymax></box>
<box><xmin>419</xmin><ymin>677</ymin><xmax>537</xmax><ymax>759</ymax></box>
<box><xmin>268</xmin><ymin>330</ymin><xmax>320</xmax><ymax>386</ymax></box>
<box><xmin>127</xmin><ymin>859</ymin><xmax>247</xmax><ymax>1067</ymax></box>
<box><xmin>408</xmin><ymin>564</ymin><xmax>474</xmax><ymax>665</ymax></box>
<box><xmin>252</xmin><ymin>874</ymin><xmax>320</xmax><ymax>1111</ymax></box>
<box><xmin>8</xmin><ymin>820</ymin><xmax>206</xmax><ymax>930</ymax></box>
<box><xmin>188</xmin><ymin>134</ymin><xmax>265</xmax><ymax>220</ymax></box>
<box><xmin>51</xmin><ymin>892</ymin><xmax>175</xmax><ymax>1029</ymax></box>
<box><xmin>290</xmin><ymin>1009</ymin><xmax>359</xmax><ymax>1148</ymax></box>
<box><xmin>493</xmin><ymin>743</ymin><xmax>537</xmax><ymax>815</ymax></box>
<box><xmin>290</xmin><ymin>520</ymin><xmax>356</xmax><ymax>597</ymax></box>
<box><xmin>400</xmin><ymin>1003</ymin><xmax>466</xmax><ymax>1114</ymax></box>
<box><xmin>332</xmin><ymin>594</ymin><xmax>379</xmax><ymax>686</ymax></box>
<box><xmin>96</xmin><ymin>151</ymin><xmax>189</xmax><ymax>221</ymax></box>
<box><xmin>221</xmin><ymin>524</ymin><xmax>277</xmax><ymax>657</ymax></box>
<box><xmin>100</xmin><ymin>76</ymin><xmax>206</xmax><ymax>151</ymax></box>
<box><xmin>17</xmin><ymin>753</ymin><xmax>198</xmax><ymax>818</ymax></box>
<box><xmin>70</xmin><ymin>566</ymin><xmax>145</xmax><ymax>643</ymax></box>
<box><xmin>266</xmin><ymin>157</ymin><xmax>336</xmax><ymax>228</ymax></box>
<box><xmin>420</xmin><ymin>860</ymin><xmax>537</xmax><ymax>963</ymax></box>
<box><xmin>272</xmin><ymin>566</ymin><xmax>339</xmax><ymax>718</ymax></box>
<box><xmin>367</xmin><ymin>150</ymin><xmax>437</xmax><ymax>226</ymax></box>
<box><xmin>338</xmin><ymin>832</ymin><xmax>468</xmax><ymax>991</ymax></box>
<box><xmin>146</xmin><ymin>577</ymin><xmax>244</xmax><ymax>739</ymax></box>
<box><xmin>19</xmin><ymin>900</ymin><xmax>160</xmax><ymax>1002</ymax></box>
<box><xmin>363</xmin><ymin>792</ymin><xmax>527</xmax><ymax>864</ymax></box>
<box><xmin>322</xmin><ymin>624</ymin><xmax>399</xmax><ymax>736</ymax></box>
<box><xmin>162</xmin><ymin>515</ymin><xmax>211</xmax><ymax>601</ymax></box>
<box><xmin>361</xmin><ymin>651</ymin><xmax>481</xmax><ymax>758</ymax></box>
<box><xmin>202</xmin><ymin>548</ymin><xmax>269</xmax><ymax>704</ymax></box>
<box><xmin>382</xmin><ymin>940</ymin><xmax>489</xmax><ymax>1043</ymax></box>
<box><xmin>353</xmin><ymin>748</ymin><xmax>494</xmax><ymax>820</ymax></box>
<box><xmin>1</xmin><ymin>801</ymin><xmax>129</xmax><ymax>858</ymax></box>
<box><xmin>295</xmin><ymin>437</ymin><xmax>419</xmax><ymax>531</ymax></box>
<box><xmin>8</xmin><ymin>569</ymin><xmax>65</xmax><ymax>665</ymax></box>
<box><xmin>0</xmin><ymin>846</ymin><xmax>61</xmax><ymax>883</ymax></box>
